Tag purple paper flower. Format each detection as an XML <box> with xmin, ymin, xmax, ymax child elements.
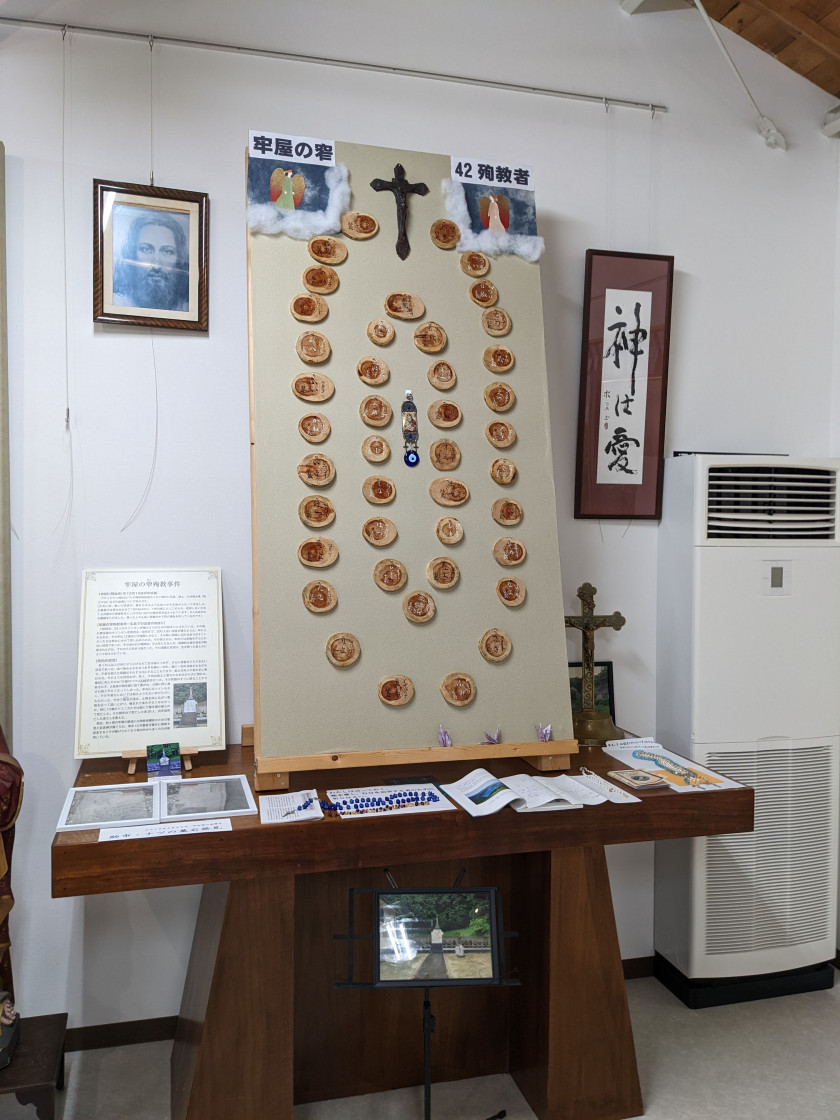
<box><xmin>535</xmin><ymin>723</ymin><xmax>552</xmax><ymax>742</ymax></box>
<box><xmin>438</xmin><ymin>726</ymin><xmax>452</xmax><ymax>747</ymax></box>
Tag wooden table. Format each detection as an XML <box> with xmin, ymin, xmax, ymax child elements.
<box><xmin>52</xmin><ymin>746</ymin><xmax>753</xmax><ymax>1120</ymax></box>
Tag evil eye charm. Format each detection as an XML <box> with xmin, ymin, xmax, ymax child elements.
<box><xmin>401</xmin><ymin>390</ymin><xmax>420</xmax><ymax>468</ymax></box>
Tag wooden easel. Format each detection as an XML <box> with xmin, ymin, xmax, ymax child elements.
<box><xmin>121</xmin><ymin>747</ymin><xmax>199</xmax><ymax>776</ymax></box>
<box><xmin>245</xmin><ymin>723</ymin><xmax>578</xmax><ymax>791</ymax></box>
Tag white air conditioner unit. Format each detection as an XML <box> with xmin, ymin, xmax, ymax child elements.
<box><xmin>655</xmin><ymin>454</ymin><xmax>839</xmax><ymax>1005</ymax></box>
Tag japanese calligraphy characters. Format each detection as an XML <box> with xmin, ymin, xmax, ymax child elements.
<box><xmin>597</xmin><ymin>289</ymin><xmax>651</xmax><ymax>485</ymax></box>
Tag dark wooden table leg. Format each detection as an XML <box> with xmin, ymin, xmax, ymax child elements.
<box><xmin>509</xmin><ymin>845</ymin><xmax>643</xmax><ymax>1120</ymax></box>
<box><xmin>171</xmin><ymin>875</ymin><xmax>295</xmax><ymax>1120</ymax></box>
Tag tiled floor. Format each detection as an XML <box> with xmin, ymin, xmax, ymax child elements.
<box><xmin>1</xmin><ymin>976</ymin><xmax>838</xmax><ymax>1118</ymax></box>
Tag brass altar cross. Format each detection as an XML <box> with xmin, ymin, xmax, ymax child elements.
<box><xmin>370</xmin><ymin>164</ymin><xmax>429</xmax><ymax>260</ymax></box>
<box><xmin>565</xmin><ymin>583</ymin><xmax>626</xmax><ymax>712</ymax></box>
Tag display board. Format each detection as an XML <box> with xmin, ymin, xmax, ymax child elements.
<box><xmin>248</xmin><ymin>139</ymin><xmax>574</xmax><ymax>786</ymax></box>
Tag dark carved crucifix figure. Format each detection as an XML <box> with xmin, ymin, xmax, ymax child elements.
<box><xmin>565</xmin><ymin>583</ymin><xmax>626</xmax><ymax>712</ymax></box>
<box><xmin>370</xmin><ymin>164</ymin><xmax>429</xmax><ymax>260</ymax></box>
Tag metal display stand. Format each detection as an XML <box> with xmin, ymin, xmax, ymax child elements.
<box><xmin>335</xmin><ymin>877</ymin><xmax>517</xmax><ymax>1120</ymax></box>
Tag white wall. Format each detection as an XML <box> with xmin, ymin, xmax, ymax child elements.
<box><xmin>2</xmin><ymin>0</ymin><xmax>837</xmax><ymax>1023</ymax></box>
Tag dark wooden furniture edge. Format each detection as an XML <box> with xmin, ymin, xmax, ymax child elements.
<box><xmin>52</xmin><ymin>745</ymin><xmax>755</xmax><ymax>897</ymax></box>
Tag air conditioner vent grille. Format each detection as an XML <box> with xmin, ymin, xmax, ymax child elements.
<box><xmin>705</xmin><ymin>466</ymin><xmax>837</xmax><ymax>540</ymax></box>
<box><xmin>703</xmin><ymin>746</ymin><xmax>837</xmax><ymax>956</ymax></box>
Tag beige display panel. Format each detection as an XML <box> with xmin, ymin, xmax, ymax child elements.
<box><xmin>249</xmin><ymin>141</ymin><xmax>575</xmax><ymax>787</ymax></box>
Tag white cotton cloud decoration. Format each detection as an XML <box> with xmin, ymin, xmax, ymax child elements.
<box><xmin>442</xmin><ymin>178</ymin><xmax>545</xmax><ymax>263</ymax></box>
<box><xmin>247</xmin><ymin>164</ymin><xmax>351</xmax><ymax>238</ymax></box>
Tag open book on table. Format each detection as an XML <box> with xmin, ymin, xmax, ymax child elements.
<box><xmin>439</xmin><ymin>768</ymin><xmax>591</xmax><ymax>816</ymax></box>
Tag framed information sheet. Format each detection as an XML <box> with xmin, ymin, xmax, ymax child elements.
<box><xmin>74</xmin><ymin>568</ymin><xmax>225</xmax><ymax>758</ymax></box>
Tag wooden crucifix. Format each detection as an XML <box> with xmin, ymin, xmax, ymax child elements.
<box><xmin>565</xmin><ymin>583</ymin><xmax>626</xmax><ymax>712</ymax></box>
<box><xmin>370</xmin><ymin>164</ymin><xmax>429</xmax><ymax>260</ymax></box>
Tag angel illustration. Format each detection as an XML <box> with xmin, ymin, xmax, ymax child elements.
<box><xmin>270</xmin><ymin>167</ymin><xmax>305</xmax><ymax>210</ymax></box>
<box><xmin>480</xmin><ymin>192</ymin><xmax>510</xmax><ymax>233</ymax></box>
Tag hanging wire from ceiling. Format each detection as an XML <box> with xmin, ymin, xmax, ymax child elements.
<box><xmin>54</xmin><ymin>24</ymin><xmax>76</xmax><ymax>540</ymax></box>
<box><xmin>120</xmin><ymin>36</ymin><xmax>162</xmax><ymax>533</ymax></box>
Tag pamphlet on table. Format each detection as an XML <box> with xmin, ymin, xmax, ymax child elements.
<box><xmin>603</xmin><ymin>738</ymin><xmax>740</xmax><ymax>792</ymax></box>
<box><xmin>439</xmin><ymin>768</ymin><xmax>591</xmax><ymax>816</ymax></box>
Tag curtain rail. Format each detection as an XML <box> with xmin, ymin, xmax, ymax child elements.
<box><xmin>0</xmin><ymin>16</ymin><xmax>668</xmax><ymax>115</ymax></box>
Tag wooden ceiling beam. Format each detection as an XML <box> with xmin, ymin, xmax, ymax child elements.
<box><xmin>746</xmin><ymin>0</ymin><xmax>840</xmax><ymax>61</ymax></box>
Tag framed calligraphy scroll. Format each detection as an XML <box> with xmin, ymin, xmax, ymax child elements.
<box><xmin>574</xmin><ymin>250</ymin><xmax>674</xmax><ymax>520</ymax></box>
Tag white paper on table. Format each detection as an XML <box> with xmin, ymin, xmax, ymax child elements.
<box><xmin>572</xmin><ymin>773</ymin><xmax>641</xmax><ymax>804</ymax></box>
<box><xmin>99</xmin><ymin>818</ymin><xmax>233</xmax><ymax>841</ymax></box>
<box><xmin>498</xmin><ymin>773</ymin><xmax>583</xmax><ymax>813</ymax></box>
<box><xmin>259</xmin><ymin>789</ymin><xmax>323</xmax><ymax>824</ymax></box>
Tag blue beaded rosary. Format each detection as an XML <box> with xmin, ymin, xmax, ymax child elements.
<box><xmin>319</xmin><ymin>789</ymin><xmax>441</xmax><ymax>817</ymax></box>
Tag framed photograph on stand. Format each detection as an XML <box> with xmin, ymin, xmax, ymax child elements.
<box><xmin>574</xmin><ymin>250</ymin><xmax>674</xmax><ymax>520</ymax></box>
<box><xmin>93</xmin><ymin>179</ymin><xmax>209</xmax><ymax>331</ymax></box>
<box><xmin>373</xmin><ymin>888</ymin><xmax>501</xmax><ymax>988</ymax></box>
<box><xmin>568</xmin><ymin>661</ymin><xmax>616</xmax><ymax>723</ymax></box>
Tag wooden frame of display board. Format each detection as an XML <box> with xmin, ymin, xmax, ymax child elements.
<box><xmin>247</xmin><ymin>139</ymin><xmax>577</xmax><ymax>790</ymax></box>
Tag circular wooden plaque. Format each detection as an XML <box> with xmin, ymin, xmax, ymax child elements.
<box><xmin>297</xmin><ymin>453</ymin><xmax>336</xmax><ymax>487</ymax></box>
<box><xmin>361</xmin><ymin>516</ymin><xmax>397</xmax><ymax>547</ymax></box>
<box><xmin>298</xmin><ymin>495</ymin><xmax>336</xmax><ymax>528</ymax></box>
<box><xmin>482</xmin><ymin>307</ymin><xmax>512</xmax><ymax>337</ymax></box>
<box><xmin>493</xmin><ymin>538</ymin><xmax>526</xmax><ymax>566</ymax></box>
<box><xmin>478</xmin><ymin>628</ymin><xmax>512</xmax><ymax>663</ymax></box>
<box><xmin>429</xmin><ymin>439</ymin><xmax>461</xmax><ymax>471</ymax></box>
<box><xmin>414</xmin><ymin>321</ymin><xmax>447</xmax><ymax>354</ymax></box>
<box><xmin>491</xmin><ymin>497</ymin><xmax>524</xmax><ymax>526</ymax></box>
<box><xmin>290</xmin><ymin>293</ymin><xmax>328</xmax><ymax>322</ymax></box>
<box><xmin>427</xmin><ymin>400</ymin><xmax>462</xmax><ymax>429</ymax></box>
<box><xmin>385</xmin><ymin>292</ymin><xmax>425</xmax><ymax>320</ymax></box>
<box><xmin>430</xmin><ymin>219</ymin><xmax>460</xmax><ymax>249</ymax></box>
<box><xmin>373</xmin><ymin>558</ymin><xmax>408</xmax><ymax>592</ymax></box>
<box><xmin>469</xmin><ymin>279</ymin><xmax>498</xmax><ymax>307</ymax></box>
<box><xmin>325</xmin><ymin>632</ymin><xmax>361</xmax><ymax>668</ymax></box>
<box><xmin>367</xmin><ymin>318</ymin><xmax>395</xmax><ymax>346</ymax></box>
<box><xmin>296</xmin><ymin>330</ymin><xmax>331</xmax><ymax>363</ymax></box>
<box><xmin>302</xmin><ymin>265</ymin><xmax>339</xmax><ymax>295</ymax></box>
<box><xmin>357</xmin><ymin>356</ymin><xmax>390</xmax><ymax>387</ymax></box>
<box><xmin>341</xmin><ymin>211</ymin><xmax>379</xmax><ymax>240</ymax></box>
<box><xmin>440</xmin><ymin>673</ymin><xmax>476</xmax><ymax>706</ymax></box>
<box><xmin>429</xmin><ymin>477</ymin><xmax>470</xmax><ymax>507</ymax></box>
<box><xmin>483</xmin><ymin>382</ymin><xmax>516</xmax><ymax>413</ymax></box>
<box><xmin>298</xmin><ymin>537</ymin><xmax>339</xmax><ymax>568</ymax></box>
<box><xmin>460</xmin><ymin>251</ymin><xmax>490</xmax><ymax>277</ymax></box>
<box><xmin>292</xmin><ymin>373</ymin><xmax>334</xmax><ymax>403</ymax></box>
<box><xmin>363</xmin><ymin>475</ymin><xmax>397</xmax><ymax>504</ymax></box>
<box><xmin>308</xmin><ymin>235</ymin><xmax>347</xmax><ymax>264</ymax></box>
<box><xmin>302</xmin><ymin>580</ymin><xmax>337</xmax><ymax>614</ymax></box>
<box><xmin>427</xmin><ymin>360</ymin><xmax>457</xmax><ymax>391</ymax></box>
<box><xmin>298</xmin><ymin>413</ymin><xmax>331</xmax><ymax>444</ymax></box>
<box><xmin>435</xmin><ymin>516</ymin><xmax>464</xmax><ymax>545</ymax></box>
<box><xmin>426</xmin><ymin>557</ymin><xmax>460</xmax><ymax>590</ymax></box>
<box><xmin>483</xmin><ymin>345</ymin><xmax>515</xmax><ymax>373</ymax></box>
<box><xmin>490</xmin><ymin>458</ymin><xmax>517</xmax><ymax>486</ymax></box>
<box><xmin>402</xmin><ymin>590</ymin><xmax>436</xmax><ymax>624</ymax></box>
<box><xmin>362</xmin><ymin>435</ymin><xmax>391</xmax><ymax>463</ymax></box>
<box><xmin>496</xmin><ymin>577</ymin><xmax>526</xmax><ymax>607</ymax></box>
<box><xmin>378</xmin><ymin>675</ymin><xmax>415</xmax><ymax>706</ymax></box>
